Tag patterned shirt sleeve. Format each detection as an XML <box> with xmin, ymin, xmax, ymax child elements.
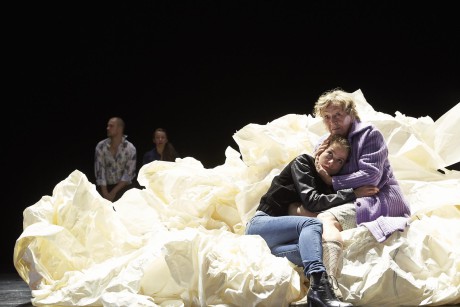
<box><xmin>120</xmin><ymin>142</ymin><xmax>137</xmax><ymax>183</ymax></box>
<box><xmin>94</xmin><ymin>140</ymin><xmax>108</xmax><ymax>186</ymax></box>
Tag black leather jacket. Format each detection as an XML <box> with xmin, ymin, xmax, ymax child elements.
<box><xmin>256</xmin><ymin>154</ymin><xmax>356</xmax><ymax>216</ymax></box>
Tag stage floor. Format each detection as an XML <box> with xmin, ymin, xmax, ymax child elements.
<box><xmin>1</xmin><ymin>274</ymin><xmax>32</xmax><ymax>306</ymax></box>
<box><xmin>1</xmin><ymin>273</ymin><xmax>459</xmax><ymax>307</ymax></box>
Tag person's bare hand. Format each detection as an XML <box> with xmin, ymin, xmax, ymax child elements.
<box><xmin>315</xmin><ymin>155</ymin><xmax>332</xmax><ymax>185</ymax></box>
<box><xmin>313</xmin><ymin>135</ymin><xmax>332</xmax><ymax>158</ymax></box>
<box><xmin>354</xmin><ymin>185</ymin><xmax>379</xmax><ymax>198</ymax></box>
<box><xmin>105</xmin><ymin>190</ymin><xmax>116</xmax><ymax>202</ymax></box>
<box><xmin>102</xmin><ymin>190</ymin><xmax>110</xmax><ymax>200</ymax></box>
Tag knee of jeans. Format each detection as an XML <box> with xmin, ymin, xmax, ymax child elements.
<box><xmin>302</xmin><ymin>217</ymin><xmax>322</xmax><ymax>228</ymax></box>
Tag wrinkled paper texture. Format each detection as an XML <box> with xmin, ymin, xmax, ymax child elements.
<box><xmin>14</xmin><ymin>90</ymin><xmax>460</xmax><ymax>306</ymax></box>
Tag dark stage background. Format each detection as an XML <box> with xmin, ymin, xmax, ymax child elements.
<box><xmin>5</xmin><ymin>2</ymin><xmax>459</xmax><ymax>273</ymax></box>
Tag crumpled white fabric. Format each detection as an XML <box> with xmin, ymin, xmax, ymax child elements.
<box><xmin>14</xmin><ymin>89</ymin><xmax>460</xmax><ymax>306</ymax></box>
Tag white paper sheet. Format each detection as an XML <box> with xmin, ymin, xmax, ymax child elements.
<box><xmin>14</xmin><ymin>90</ymin><xmax>460</xmax><ymax>306</ymax></box>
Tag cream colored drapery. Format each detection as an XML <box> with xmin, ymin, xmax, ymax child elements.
<box><xmin>14</xmin><ymin>90</ymin><xmax>460</xmax><ymax>306</ymax></box>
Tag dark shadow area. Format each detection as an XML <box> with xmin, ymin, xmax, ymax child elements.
<box><xmin>5</xmin><ymin>2</ymin><xmax>460</xmax><ymax>276</ymax></box>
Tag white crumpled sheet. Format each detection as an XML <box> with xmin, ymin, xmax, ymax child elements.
<box><xmin>14</xmin><ymin>90</ymin><xmax>460</xmax><ymax>306</ymax></box>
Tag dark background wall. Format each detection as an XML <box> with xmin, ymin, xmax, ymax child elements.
<box><xmin>5</xmin><ymin>2</ymin><xmax>459</xmax><ymax>273</ymax></box>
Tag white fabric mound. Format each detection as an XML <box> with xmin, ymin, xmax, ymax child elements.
<box><xmin>14</xmin><ymin>90</ymin><xmax>460</xmax><ymax>306</ymax></box>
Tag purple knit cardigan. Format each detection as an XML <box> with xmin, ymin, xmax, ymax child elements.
<box><xmin>330</xmin><ymin>120</ymin><xmax>411</xmax><ymax>242</ymax></box>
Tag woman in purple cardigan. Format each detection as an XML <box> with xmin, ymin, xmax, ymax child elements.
<box><xmin>294</xmin><ymin>88</ymin><xmax>411</xmax><ymax>297</ymax></box>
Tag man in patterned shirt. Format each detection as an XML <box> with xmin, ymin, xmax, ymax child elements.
<box><xmin>94</xmin><ymin>117</ymin><xmax>137</xmax><ymax>202</ymax></box>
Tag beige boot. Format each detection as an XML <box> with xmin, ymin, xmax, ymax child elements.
<box><xmin>322</xmin><ymin>240</ymin><xmax>344</xmax><ymax>299</ymax></box>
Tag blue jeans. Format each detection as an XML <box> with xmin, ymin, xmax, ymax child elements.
<box><xmin>245</xmin><ymin>211</ymin><xmax>325</xmax><ymax>277</ymax></box>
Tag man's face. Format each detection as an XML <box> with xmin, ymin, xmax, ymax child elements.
<box><xmin>106</xmin><ymin>119</ymin><xmax>119</xmax><ymax>137</ymax></box>
<box><xmin>322</xmin><ymin>104</ymin><xmax>353</xmax><ymax>137</ymax></box>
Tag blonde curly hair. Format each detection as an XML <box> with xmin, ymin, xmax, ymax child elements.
<box><xmin>313</xmin><ymin>88</ymin><xmax>361</xmax><ymax>121</ymax></box>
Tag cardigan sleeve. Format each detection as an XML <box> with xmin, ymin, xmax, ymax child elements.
<box><xmin>333</xmin><ymin>127</ymin><xmax>387</xmax><ymax>190</ymax></box>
